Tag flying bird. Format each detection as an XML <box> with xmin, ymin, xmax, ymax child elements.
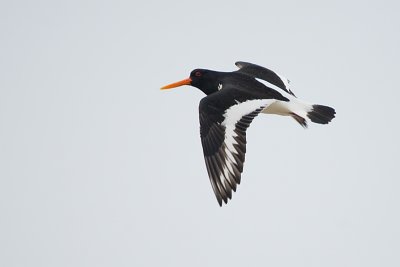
<box><xmin>161</xmin><ymin>61</ymin><xmax>335</xmax><ymax>206</ymax></box>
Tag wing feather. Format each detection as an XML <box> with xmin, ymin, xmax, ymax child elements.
<box><xmin>235</xmin><ymin>61</ymin><xmax>296</xmax><ymax>97</ymax></box>
<box><xmin>199</xmin><ymin>95</ymin><xmax>275</xmax><ymax>205</ymax></box>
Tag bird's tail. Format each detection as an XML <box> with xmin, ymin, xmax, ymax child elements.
<box><xmin>262</xmin><ymin>98</ymin><xmax>335</xmax><ymax>127</ymax></box>
<box><xmin>289</xmin><ymin>103</ymin><xmax>335</xmax><ymax>128</ymax></box>
<box><xmin>307</xmin><ymin>104</ymin><xmax>336</xmax><ymax>124</ymax></box>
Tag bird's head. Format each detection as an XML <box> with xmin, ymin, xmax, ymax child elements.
<box><xmin>161</xmin><ymin>69</ymin><xmax>221</xmax><ymax>95</ymax></box>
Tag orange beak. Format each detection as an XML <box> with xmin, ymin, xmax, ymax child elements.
<box><xmin>160</xmin><ymin>78</ymin><xmax>192</xmax><ymax>90</ymax></box>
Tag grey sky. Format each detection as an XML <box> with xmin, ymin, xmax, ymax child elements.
<box><xmin>1</xmin><ymin>0</ymin><xmax>399</xmax><ymax>266</ymax></box>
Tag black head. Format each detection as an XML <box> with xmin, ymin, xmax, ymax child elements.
<box><xmin>189</xmin><ymin>69</ymin><xmax>222</xmax><ymax>95</ymax></box>
<box><xmin>161</xmin><ymin>68</ymin><xmax>221</xmax><ymax>95</ymax></box>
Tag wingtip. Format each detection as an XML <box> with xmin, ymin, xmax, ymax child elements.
<box><xmin>235</xmin><ymin>61</ymin><xmax>248</xmax><ymax>69</ymax></box>
<box><xmin>217</xmin><ymin>198</ymin><xmax>228</xmax><ymax>207</ymax></box>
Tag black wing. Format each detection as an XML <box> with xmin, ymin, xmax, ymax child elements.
<box><xmin>235</xmin><ymin>61</ymin><xmax>296</xmax><ymax>97</ymax></box>
<box><xmin>199</xmin><ymin>91</ymin><xmax>273</xmax><ymax>206</ymax></box>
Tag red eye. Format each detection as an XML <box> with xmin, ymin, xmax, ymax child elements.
<box><xmin>195</xmin><ymin>71</ymin><xmax>202</xmax><ymax>77</ymax></box>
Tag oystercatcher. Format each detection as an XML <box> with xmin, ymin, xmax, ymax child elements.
<box><xmin>161</xmin><ymin>61</ymin><xmax>335</xmax><ymax>206</ymax></box>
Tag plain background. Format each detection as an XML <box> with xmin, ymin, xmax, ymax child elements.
<box><xmin>1</xmin><ymin>0</ymin><xmax>399</xmax><ymax>266</ymax></box>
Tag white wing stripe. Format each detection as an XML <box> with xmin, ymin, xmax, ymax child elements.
<box><xmin>224</xmin><ymin>125</ymin><xmax>238</xmax><ymax>152</ymax></box>
<box><xmin>221</xmin><ymin>99</ymin><xmax>275</xmax><ymax>127</ymax></box>
<box><xmin>222</xmin><ymin>100</ymin><xmax>275</xmax><ymax>153</ymax></box>
<box><xmin>255</xmin><ymin>78</ymin><xmax>295</xmax><ymax>100</ymax></box>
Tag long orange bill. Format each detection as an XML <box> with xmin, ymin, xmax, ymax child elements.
<box><xmin>161</xmin><ymin>78</ymin><xmax>192</xmax><ymax>90</ymax></box>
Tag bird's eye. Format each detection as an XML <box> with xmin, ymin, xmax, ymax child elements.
<box><xmin>195</xmin><ymin>71</ymin><xmax>202</xmax><ymax>77</ymax></box>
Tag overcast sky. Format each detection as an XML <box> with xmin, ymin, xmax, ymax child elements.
<box><xmin>1</xmin><ymin>0</ymin><xmax>399</xmax><ymax>266</ymax></box>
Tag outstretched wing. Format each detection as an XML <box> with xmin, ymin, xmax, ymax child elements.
<box><xmin>235</xmin><ymin>61</ymin><xmax>296</xmax><ymax>97</ymax></box>
<box><xmin>199</xmin><ymin>93</ymin><xmax>275</xmax><ymax>206</ymax></box>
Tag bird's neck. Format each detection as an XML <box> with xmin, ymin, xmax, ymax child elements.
<box><xmin>197</xmin><ymin>71</ymin><xmax>225</xmax><ymax>95</ymax></box>
<box><xmin>199</xmin><ymin>86</ymin><xmax>218</xmax><ymax>95</ymax></box>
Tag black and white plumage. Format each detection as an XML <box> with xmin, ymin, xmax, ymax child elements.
<box><xmin>161</xmin><ymin>61</ymin><xmax>336</xmax><ymax>206</ymax></box>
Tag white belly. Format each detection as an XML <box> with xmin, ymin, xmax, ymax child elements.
<box><xmin>262</xmin><ymin>101</ymin><xmax>292</xmax><ymax>116</ymax></box>
<box><xmin>262</xmin><ymin>99</ymin><xmax>312</xmax><ymax>119</ymax></box>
